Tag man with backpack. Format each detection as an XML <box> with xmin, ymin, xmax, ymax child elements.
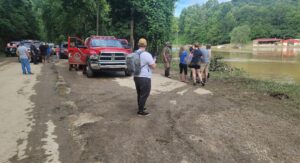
<box><xmin>133</xmin><ymin>38</ymin><xmax>156</xmax><ymax>116</ymax></box>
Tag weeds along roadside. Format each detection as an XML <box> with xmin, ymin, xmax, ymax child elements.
<box><xmin>157</xmin><ymin>55</ymin><xmax>300</xmax><ymax>108</ymax></box>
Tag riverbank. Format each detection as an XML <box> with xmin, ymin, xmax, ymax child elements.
<box><xmin>211</xmin><ymin>43</ymin><xmax>300</xmax><ymax>54</ymax></box>
<box><xmin>159</xmin><ymin>59</ymin><xmax>300</xmax><ymax>108</ymax></box>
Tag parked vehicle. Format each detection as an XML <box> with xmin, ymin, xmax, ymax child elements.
<box><xmin>68</xmin><ymin>36</ymin><xmax>132</xmax><ymax>77</ymax></box>
<box><xmin>59</xmin><ymin>42</ymin><xmax>68</xmax><ymax>59</ymax></box>
<box><xmin>4</xmin><ymin>41</ymin><xmax>19</xmax><ymax>57</ymax></box>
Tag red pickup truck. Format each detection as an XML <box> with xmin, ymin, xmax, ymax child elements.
<box><xmin>68</xmin><ymin>36</ymin><xmax>132</xmax><ymax>77</ymax></box>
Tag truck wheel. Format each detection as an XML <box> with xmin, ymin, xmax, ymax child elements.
<box><xmin>86</xmin><ymin>64</ymin><xmax>94</xmax><ymax>78</ymax></box>
<box><xmin>82</xmin><ymin>65</ymin><xmax>87</xmax><ymax>74</ymax></box>
<box><xmin>69</xmin><ymin>64</ymin><xmax>72</xmax><ymax>71</ymax></box>
<box><xmin>125</xmin><ymin>69</ymin><xmax>132</xmax><ymax>76</ymax></box>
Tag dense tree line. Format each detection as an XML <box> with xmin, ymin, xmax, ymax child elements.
<box><xmin>0</xmin><ymin>0</ymin><xmax>40</xmax><ymax>49</ymax></box>
<box><xmin>0</xmin><ymin>0</ymin><xmax>176</xmax><ymax>54</ymax></box>
<box><xmin>38</xmin><ymin>0</ymin><xmax>176</xmax><ymax>54</ymax></box>
<box><xmin>179</xmin><ymin>0</ymin><xmax>300</xmax><ymax>45</ymax></box>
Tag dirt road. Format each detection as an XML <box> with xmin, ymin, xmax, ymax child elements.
<box><xmin>0</xmin><ymin>57</ymin><xmax>299</xmax><ymax>163</ymax></box>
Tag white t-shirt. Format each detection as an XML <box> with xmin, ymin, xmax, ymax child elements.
<box><xmin>17</xmin><ymin>46</ymin><xmax>28</xmax><ymax>59</ymax></box>
<box><xmin>135</xmin><ymin>50</ymin><xmax>155</xmax><ymax>78</ymax></box>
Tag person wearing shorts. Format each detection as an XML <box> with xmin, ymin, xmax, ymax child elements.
<box><xmin>179</xmin><ymin>46</ymin><xmax>188</xmax><ymax>82</ymax></box>
<box><xmin>189</xmin><ymin>43</ymin><xmax>204</xmax><ymax>86</ymax></box>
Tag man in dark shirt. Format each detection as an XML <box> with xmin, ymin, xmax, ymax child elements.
<box><xmin>30</xmin><ymin>44</ymin><xmax>39</xmax><ymax>64</ymax></box>
<box><xmin>39</xmin><ymin>43</ymin><xmax>47</xmax><ymax>63</ymax></box>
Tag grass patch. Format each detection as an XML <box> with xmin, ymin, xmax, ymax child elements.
<box><xmin>210</xmin><ymin>67</ymin><xmax>300</xmax><ymax>108</ymax></box>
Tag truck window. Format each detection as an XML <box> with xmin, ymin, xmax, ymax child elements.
<box><xmin>69</xmin><ymin>38</ymin><xmax>84</xmax><ymax>48</ymax></box>
<box><xmin>91</xmin><ymin>39</ymin><xmax>123</xmax><ymax>48</ymax></box>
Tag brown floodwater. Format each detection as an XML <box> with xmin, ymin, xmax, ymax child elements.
<box><xmin>214</xmin><ymin>47</ymin><xmax>300</xmax><ymax>85</ymax></box>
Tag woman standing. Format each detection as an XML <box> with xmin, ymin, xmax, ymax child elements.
<box><xmin>189</xmin><ymin>43</ymin><xmax>204</xmax><ymax>86</ymax></box>
<box><xmin>179</xmin><ymin>46</ymin><xmax>188</xmax><ymax>82</ymax></box>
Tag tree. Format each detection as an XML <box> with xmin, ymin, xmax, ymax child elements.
<box><xmin>230</xmin><ymin>25</ymin><xmax>251</xmax><ymax>46</ymax></box>
<box><xmin>0</xmin><ymin>0</ymin><xmax>40</xmax><ymax>49</ymax></box>
<box><xmin>178</xmin><ymin>0</ymin><xmax>300</xmax><ymax>45</ymax></box>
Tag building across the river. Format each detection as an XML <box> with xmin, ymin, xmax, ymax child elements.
<box><xmin>253</xmin><ymin>38</ymin><xmax>300</xmax><ymax>46</ymax></box>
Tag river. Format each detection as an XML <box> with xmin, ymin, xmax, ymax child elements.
<box><xmin>214</xmin><ymin>47</ymin><xmax>300</xmax><ymax>85</ymax></box>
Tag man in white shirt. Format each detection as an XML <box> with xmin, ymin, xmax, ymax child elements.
<box><xmin>134</xmin><ymin>38</ymin><xmax>156</xmax><ymax>116</ymax></box>
<box><xmin>17</xmin><ymin>42</ymin><xmax>33</xmax><ymax>75</ymax></box>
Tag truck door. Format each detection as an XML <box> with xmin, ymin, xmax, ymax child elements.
<box><xmin>68</xmin><ymin>37</ymin><xmax>88</xmax><ymax>65</ymax></box>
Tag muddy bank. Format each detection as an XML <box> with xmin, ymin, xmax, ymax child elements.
<box><xmin>1</xmin><ymin>57</ymin><xmax>298</xmax><ymax>163</ymax></box>
<box><xmin>50</xmin><ymin>60</ymin><xmax>300</xmax><ymax>162</ymax></box>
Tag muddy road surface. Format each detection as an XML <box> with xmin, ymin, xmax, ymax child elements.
<box><xmin>0</xmin><ymin>57</ymin><xmax>299</xmax><ymax>163</ymax></box>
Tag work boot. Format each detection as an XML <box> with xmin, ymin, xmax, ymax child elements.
<box><xmin>137</xmin><ymin>111</ymin><xmax>150</xmax><ymax>116</ymax></box>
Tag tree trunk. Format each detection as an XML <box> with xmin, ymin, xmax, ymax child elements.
<box><xmin>130</xmin><ymin>8</ymin><xmax>134</xmax><ymax>51</ymax></box>
<box><xmin>96</xmin><ymin>2</ymin><xmax>99</xmax><ymax>35</ymax></box>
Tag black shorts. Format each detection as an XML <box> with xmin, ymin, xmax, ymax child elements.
<box><xmin>179</xmin><ymin>63</ymin><xmax>188</xmax><ymax>75</ymax></box>
<box><xmin>188</xmin><ymin>64</ymin><xmax>200</xmax><ymax>69</ymax></box>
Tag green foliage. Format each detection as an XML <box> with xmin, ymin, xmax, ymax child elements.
<box><xmin>0</xmin><ymin>0</ymin><xmax>41</xmax><ymax>49</ymax></box>
<box><xmin>230</xmin><ymin>25</ymin><xmax>251</xmax><ymax>45</ymax></box>
<box><xmin>179</xmin><ymin>0</ymin><xmax>300</xmax><ymax>45</ymax></box>
<box><xmin>171</xmin><ymin>17</ymin><xmax>179</xmax><ymax>43</ymax></box>
<box><xmin>37</xmin><ymin>0</ymin><xmax>176</xmax><ymax>52</ymax></box>
<box><xmin>39</xmin><ymin>0</ymin><xmax>111</xmax><ymax>43</ymax></box>
<box><xmin>209</xmin><ymin>55</ymin><xmax>239</xmax><ymax>72</ymax></box>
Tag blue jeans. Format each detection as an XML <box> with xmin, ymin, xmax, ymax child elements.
<box><xmin>20</xmin><ymin>58</ymin><xmax>31</xmax><ymax>74</ymax></box>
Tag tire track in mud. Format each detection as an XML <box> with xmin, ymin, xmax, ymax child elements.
<box><xmin>164</xmin><ymin>101</ymin><xmax>205</xmax><ymax>162</ymax></box>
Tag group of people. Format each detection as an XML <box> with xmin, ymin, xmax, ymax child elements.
<box><xmin>30</xmin><ymin>43</ymin><xmax>54</xmax><ymax>65</ymax></box>
<box><xmin>17</xmin><ymin>41</ymin><xmax>55</xmax><ymax>75</ymax></box>
<box><xmin>133</xmin><ymin>39</ymin><xmax>212</xmax><ymax>116</ymax></box>
<box><xmin>162</xmin><ymin>42</ymin><xmax>211</xmax><ymax>86</ymax></box>
<box><xmin>181</xmin><ymin>43</ymin><xmax>211</xmax><ymax>86</ymax></box>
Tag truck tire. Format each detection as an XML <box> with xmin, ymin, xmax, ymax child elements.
<box><xmin>125</xmin><ymin>69</ymin><xmax>132</xmax><ymax>76</ymax></box>
<box><xmin>86</xmin><ymin>63</ymin><xmax>94</xmax><ymax>78</ymax></box>
<box><xmin>69</xmin><ymin>64</ymin><xmax>72</xmax><ymax>71</ymax></box>
<box><xmin>82</xmin><ymin>65</ymin><xmax>87</xmax><ymax>74</ymax></box>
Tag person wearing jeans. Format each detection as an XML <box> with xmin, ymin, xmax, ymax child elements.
<box><xmin>17</xmin><ymin>42</ymin><xmax>33</xmax><ymax>75</ymax></box>
<box><xmin>20</xmin><ymin>58</ymin><xmax>32</xmax><ymax>74</ymax></box>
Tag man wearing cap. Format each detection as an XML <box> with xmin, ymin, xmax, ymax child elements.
<box><xmin>17</xmin><ymin>42</ymin><xmax>33</xmax><ymax>75</ymax></box>
<box><xmin>161</xmin><ymin>42</ymin><xmax>172</xmax><ymax>77</ymax></box>
<box><xmin>134</xmin><ymin>38</ymin><xmax>156</xmax><ymax>116</ymax></box>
